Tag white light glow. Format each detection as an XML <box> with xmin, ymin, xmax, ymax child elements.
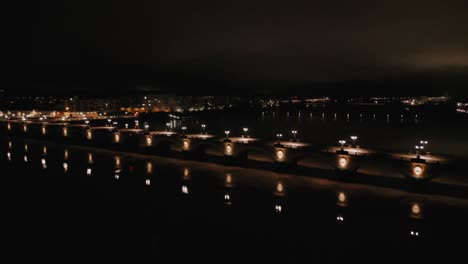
<box><xmin>7</xmin><ymin>152</ymin><xmax>11</xmax><ymax>161</ymax></box>
<box><xmin>63</xmin><ymin>162</ymin><xmax>68</xmax><ymax>172</ymax></box>
<box><xmin>413</xmin><ymin>165</ymin><xmax>423</xmax><ymax>177</ymax></box>
<box><xmin>276</xmin><ymin>149</ymin><xmax>284</xmax><ymax>160</ymax></box>
<box><xmin>87</xmin><ymin>168</ymin><xmax>92</xmax><ymax>176</ymax></box>
<box><xmin>182</xmin><ymin>185</ymin><xmax>189</xmax><ymax>194</ymax></box>
<box><xmin>339</xmin><ymin>157</ymin><xmax>348</xmax><ymax>168</ymax></box>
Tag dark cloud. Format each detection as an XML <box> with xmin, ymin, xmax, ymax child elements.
<box><xmin>3</xmin><ymin>0</ymin><xmax>468</xmax><ymax>94</ymax></box>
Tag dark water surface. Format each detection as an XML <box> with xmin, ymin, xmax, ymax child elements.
<box><xmin>2</xmin><ymin>138</ymin><xmax>468</xmax><ymax>262</ymax></box>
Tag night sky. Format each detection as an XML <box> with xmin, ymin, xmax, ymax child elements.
<box><xmin>3</xmin><ymin>1</ymin><xmax>468</xmax><ymax>95</ymax></box>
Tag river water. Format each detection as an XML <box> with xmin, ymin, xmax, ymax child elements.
<box><xmin>2</xmin><ymin>138</ymin><xmax>468</xmax><ymax>262</ymax></box>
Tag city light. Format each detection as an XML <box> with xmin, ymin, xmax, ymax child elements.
<box><xmin>224</xmin><ymin>130</ymin><xmax>230</xmax><ymax>138</ymax></box>
<box><xmin>350</xmin><ymin>136</ymin><xmax>358</xmax><ymax>145</ymax></box>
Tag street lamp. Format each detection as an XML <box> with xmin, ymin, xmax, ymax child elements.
<box><xmin>276</xmin><ymin>133</ymin><xmax>283</xmax><ymax>144</ymax></box>
<box><xmin>107</xmin><ymin>119</ymin><xmax>112</xmax><ymax>127</ymax></box>
<box><xmin>224</xmin><ymin>130</ymin><xmax>230</xmax><ymax>138</ymax></box>
<box><xmin>144</xmin><ymin>123</ymin><xmax>149</xmax><ymax>131</ymax></box>
<box><xmin>182</xmin><ymin>126</ymin><xmax>187</xmax><ymax>135</ymax></box>
<box><xmin>243</xmin><ymin>127</ymin><xmax>249</xmax><ymax>138</ymax></box>
<box><xmin>415</xmin><ymin>145</ymin><xmax>424</xmax><ymax>157</ymax></box>
<box><xmin>339</xmin><ymin>140</ymin><xmax>346</xmax><ymax>150</ymax></box>
<box><xmin>420</xmin><ymin>140</ymin><xmax>428</xmax><ymax>153</ymax></box>
<box><xmin>350</xmin><ymin>136</ymin><xmax>358</xmax><ymax>146</ymax></box>
<box><xmin>291</xmin><ymin>130</ymin><xmax>297</xmax><ymax>141</ymax></box>
<box><xmin>201</xmin><ymin>124</ymin><xmax>206</xmax><ymax>134</ymax></box>
<box><xmin>166</xmin><ymin>122</ymin><xmax>171</xmax><ymax>131</ymax></box>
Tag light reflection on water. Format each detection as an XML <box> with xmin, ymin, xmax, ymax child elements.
<box><xmin>3</xmin><ymin>139</ymin><xmax>468</xmax><ymax>260</ymax></box>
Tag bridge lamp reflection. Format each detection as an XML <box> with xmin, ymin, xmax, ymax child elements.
<box><xmin>24</xmin><ymin>144</ymin><xmax>28</xmax><ymax>152</ymax></box>
<box><xmin>41</xmin><ymin>126</ymin><xmax>46</xmax><ymax>135</ymax></box>
<box><xmin>276</xmin><ymin>182</ymin><xmax>285</xmax><ymax>196</ymax></box>
<box><xmin>43</xmin><ymin>146</ymin><xmax>47</xmax><ymax>155</ymax></box>
<box><xmin>114</xmin><ymin>133</ymin><xmax>120</xmax><ymax>143</ymax></box>
<box><xmin>275</xmin><ymin>205</ymin><xmax>282</xmax><ymax>213</ymax></box>
<box><xmin>8</xmin><ymin>141</ymin><xmax>12</xmax><ymax>149</ymax></box>
<box><xmin>7</xmin><ymin>123</ymin><xmax>11</xmax><ymax>131</ymax></box>
<box><xmin>225</xmin><ymin>173</ymin><xmax>232</xmax><ymax>187</ymax></box>
<box><xmin>115</xmin><ymin>156</ymin><xmax>121</xmax><ymax>167</ymax></box>
<box><xmin>146</xmin><ymin>162</ymin><xmax>153</xmax><ymax>174</ymax></box>
<box><xmin>86</xmin><ymin>130</ymin><xmax>93</xmax><ymax>140</ymax></box>
<box><xmin>64</xmin><ymin>149</ymin><xmax>69</xmax><ymax>160</ymax></box>
<box><xmin>183</xmin><ymin>168</ymin><xmax>190</xmax><ymax>180</ymax></box>
<box><xmin>63</xmin><ymin>127</ymin><xmax>68</xmax><ymax>137</ymax></box>
<box><xmin>23</xmin><ymin>124</ymin><xmax>27</xmax><ymax>133</ymax></box>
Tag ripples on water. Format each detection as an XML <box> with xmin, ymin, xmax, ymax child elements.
<box><xmin>2</xmin><ymin>139</ymin><xmax>468</xmax><ymax>262</ymax></box>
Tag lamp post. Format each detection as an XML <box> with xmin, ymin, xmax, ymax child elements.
<box><xmin>415</xmin><ymin>145</ymin><xmax>424</xmax><ymax>158</ymax></box>
<box><xmin>224</xmin><ymin>130</ymin><xmax>230</xmax><ymax>139</ymax></box>
<box><xmin>291</xmin><ymin>130</ymin><xmax>297</xmax><ymax>141</ymax></box>
<box><xmin>166</xmin><ymin>122</ymin><xmax>171</xmax><ymax>131</ymax></box>
<box><xmin>144</xmin><ymin>123</ymin><xmax>149</xmax><ymax>132</ymax></box>
<box><xmin>243</xmin><ymin>127</ymin><xmax>249</xmax><ymax>138</ymax></box>
<box><xmin>182</xmin><ymin>126</ymin><xmax>187</xmax><ymax>136</ymax></box>
<box><xmin>339</xmin><ymin>140</ymin><xmax>346</xmax><ymax>150</ymax></box>
<box><xmin>350</xmin><ymin>136</ymin><xmax>358</xmax><ymax>147</ymax></box>
<box><xmin>201</xmin><ymin>124</ymin><xmax>206</xmax><ymax>134</ymax></box>
<box><xmin>84</xmin><ymin>120</ymin><xmax>90</xmax><ymax>128</ymax></box>
<box><xmin>420</xmin><ymin>140</ymin><xmax>428</xmax><ymax>154</ymax></box>
<box><xmin>107</xmin><ymin>119</ymin><xmax>112</xmax><ymax>127</ymax></box>
<box><xmin>276</xmin><ymin>133</ymin><xmax>283</xmax><ymax>145</ymax></box>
